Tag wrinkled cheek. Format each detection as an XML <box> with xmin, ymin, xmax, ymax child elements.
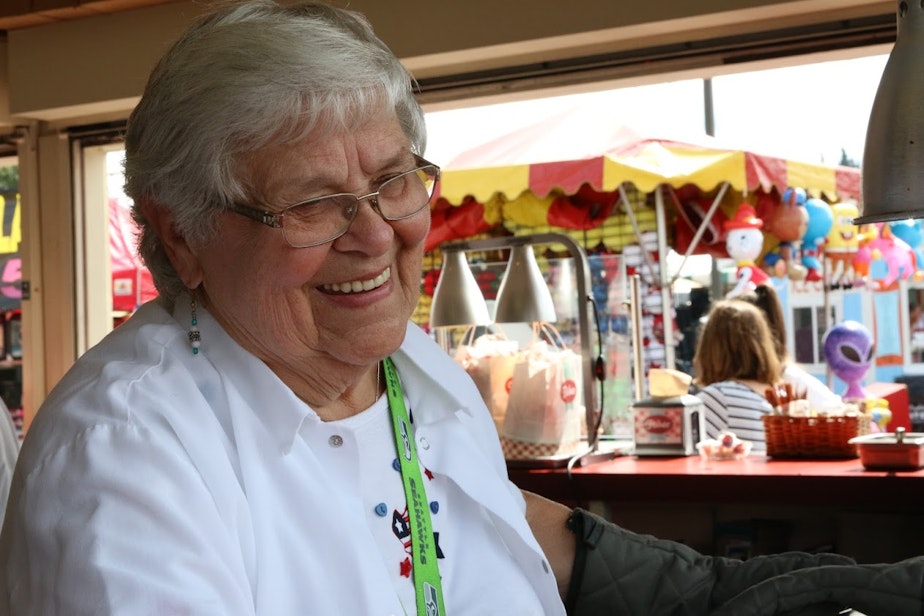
<box><xmin>398</xmin><ymin>213</ymin><xmax>429</xmax><ymax>297</ymax></box>
<box><xmin>402</xmin><ymin>210</ymin><xmax>431</xmax><ymax>252</ymax></box>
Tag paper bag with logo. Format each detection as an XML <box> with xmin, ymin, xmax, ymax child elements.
<box><xmin>454</xmin><ymin>333</ymin><xmax>518</xmax><ymax>431</ymax></box>
<box><xmin>501</xmin><ymin>341</ymin><xmax>584</xmax><ymax>459</ymax></box>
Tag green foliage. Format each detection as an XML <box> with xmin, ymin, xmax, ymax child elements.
<box><xmin>839</xmin><ymin>148</ymin><xmax>859</xmax><ymax>168</ymax></box>
<box><xmin>0</xmin><ymin>166</ymin><xmax>18</xmax><ymax>192</ymax></box>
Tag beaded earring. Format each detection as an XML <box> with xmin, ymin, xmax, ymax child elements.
<box><xmin>188</xmin><ymin>298</ymin><xmax>201</xmax><ymax>355</ymax></box>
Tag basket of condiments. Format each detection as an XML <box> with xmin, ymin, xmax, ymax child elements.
<box><xmin>761</xmin><ymin>384</ymin><xmax>872</xmax><ymax>459</ymax></box>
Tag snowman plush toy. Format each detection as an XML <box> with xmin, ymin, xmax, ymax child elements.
<box><xmin>724</xmin><ymin>203</ymin><xmax>769</xmax><ymax>298</ymax></box>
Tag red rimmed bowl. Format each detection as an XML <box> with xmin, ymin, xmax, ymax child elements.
<box><xmin>849</xmin><ymin>428</ymin><xmax>924</xmax><ymax>470</ymax></box>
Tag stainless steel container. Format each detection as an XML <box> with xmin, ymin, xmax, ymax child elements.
<box><xmin>632</xmin><ymin>394</ymin><xmax>705</xmax><ymax>456</ymax></box>
<box><xmin>849</xmin><ymin>428</ymin><xmax>924</xmax><ymax>470</ymax></box>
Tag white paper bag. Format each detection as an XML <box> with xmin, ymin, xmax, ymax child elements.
<box><xmin>501</xmin><ymin>341</ymin><xmax>584</xmax><ymax>457</ymax></box>
<box><xmin>454</xmin><ymin>334</ymin><xmax>518</xmax><ymax>431</ymax></box>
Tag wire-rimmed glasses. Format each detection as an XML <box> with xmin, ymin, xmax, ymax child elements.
<box><xmin>228</xmin><ymin>156</ymin><xmax>440</xmax><ymax>248</ymax></box>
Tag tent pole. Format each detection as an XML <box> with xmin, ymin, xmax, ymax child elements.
<box><xmin>822</xmin><ymin>250</ymin><xmax>833</xmax><ymax>390</ymax></box>
<box><xmin>628</xmin><ymin>273</ymin><xmax>645</xmax><ymax>401</ymax></box>
<box><xmin>655</xmin><ymin>186</ymin><xmax>676</xmax><ymax>370</ymax></box>
<box><xmin>674</xmin><ymin>182</ymin><xmax>730</xmax><ymax>280</ymax></box>
<box><xmin>617</xmin><ymin>184</ymin><xmax>658</xmax><ymax>285</ymax></box>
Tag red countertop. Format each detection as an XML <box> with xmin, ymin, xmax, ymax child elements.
<box><xmin>507</xmin><ymin>454</ymin><xmax>924</xmax><ymax>511</ymax></box>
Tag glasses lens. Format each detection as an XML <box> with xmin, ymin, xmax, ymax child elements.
<box><xmin>377</xmin><ymin>165</ymin><xmax>439</xmax><ymax>221</ymax></box>
<box><xmin>280</xmin><ymin>195</ymin><xmax>358</xmax><ymax>248</ymax></box>
<box><xmin>276</xmin><ymin>163</ymin><xmax>439</xmax><ymax>248</ymax></box>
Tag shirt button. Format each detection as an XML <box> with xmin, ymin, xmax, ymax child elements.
<box><xmin>418</xmin><ymin>436</ymin><xmax>430</xmax><ymax>450</ymax></box>
<box><xmin>541</xmin><ymin>559</ymin><xmax>550</xmax><ymax>574</ymax></box>
<box><xmin>328</xmin><ymin>434</ymin><xmax>344</xmax><ymax>447</ymax></box>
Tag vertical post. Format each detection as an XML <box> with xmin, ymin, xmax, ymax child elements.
<box><xmin>655</xmin><ymin>186</ymin><xmax>676</xmax><ymax>370</ymax></box>
<box><xmin>703</xmin><ymin>77</ymin><xmax>715</xmax><ymax>136</ymax></box>
<box><xmin>629</xmin><ymin>274</ymin><xmax>645</xmax><ymax>401</ymax></box>
<box><xmin>822</xmin><ymin>252</ymin><xmax>834</xmax><ymax>389</ymax></box>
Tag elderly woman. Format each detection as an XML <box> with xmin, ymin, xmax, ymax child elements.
<box><xmin>0</xmin><ymin>3</ymin><xmax>564</xmax><ymax>613</ymax></box>
<box><xmin>3</xmin><ymin>2</ymin><xmax>923</xmax><ymax>615</ymax></box>
<box><xmin>694</xmin><ymin>299</ymin><xmax>782</xmax><ymax>450</ymax></box>
<box><xmin>0</xmin><ymin>2</ymin><xmax>574</xmax><ymax>616</ymax></box>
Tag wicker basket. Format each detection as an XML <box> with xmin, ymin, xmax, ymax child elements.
<box><xmin>762</xmin><ymin>414</ymin><xmax>872</xmax><ymax>459</ymax></box>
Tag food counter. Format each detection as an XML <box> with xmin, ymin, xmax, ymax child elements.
<box><xmin>508</xmin><ymin>454</ymin><xmax>924</xmax><ymax>512</ymax></box>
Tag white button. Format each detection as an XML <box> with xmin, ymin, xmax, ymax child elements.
<box><xmin>328</xmin><ymin>434</ymin><xmax>344</xmax><ymax>447</ymax></box>
<box><xmin>418</xmin><ymin>436</ymin><xmax>430</xmax><ymax>450</ymax></box>
<box><xmin>541</xmin><ymin>559</ymin><xmax>550</xmax><ymax>574</ymax></box>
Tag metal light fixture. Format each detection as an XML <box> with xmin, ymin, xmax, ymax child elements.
<box><xmin>432</xmin><ymin>233</ymin><xmax>608</xmax><ymax>465</ymax></box>
<box><xmin>494</xmin><ymin>244</ymin><xmax>557</xmax><ymax>324</ymax></box>
<box><xmin>856</xmin><ymin>0</ymin><xmax>924</xmax><ymax>223</ymax></box>
<box><xmin>429</xmin><ymin>250</ymin><xmax>491</xmax><ymax>328</ymax></box>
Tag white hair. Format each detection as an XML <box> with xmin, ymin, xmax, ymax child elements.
<box><xmin>124</xmin><ymin>0</ymin><xmax>426</xmax><ymax>302</ymax></box>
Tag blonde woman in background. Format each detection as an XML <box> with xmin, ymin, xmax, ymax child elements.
<box><xmin>694</xmin><ymin>300</ymin><xmax>782</xmax><ymax>451</ymax></box>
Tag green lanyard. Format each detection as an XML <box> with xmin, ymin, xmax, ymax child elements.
<box><xmin>382</xmin><ymin>357</ymin><xmax>446</xmax><ymax>616</ymax></box>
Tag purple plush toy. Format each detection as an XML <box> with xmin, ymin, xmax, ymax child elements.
<box><xmin>822</xmin><ymin>320</ymin><xmax>875</xmax><ymax>400</ymax></box>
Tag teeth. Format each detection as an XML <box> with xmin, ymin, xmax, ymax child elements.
<box><xmin>323</xmin><ymin>268</ymin><xmax>391</xmax><ymax>294</ymax></box>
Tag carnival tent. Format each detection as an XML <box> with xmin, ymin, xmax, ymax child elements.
<box><xmin>427</xmin><ymin>103</ymin><xmax>862</xmax><ymax>259</ymax></box>
<box><xmin>109</xmin><ymin>197</ymin><xmax>157</xmax><ymax>313</ymax></box>
<box><xmin>436</xmin><ymin>104</ymin><xmax>861</xmax><ymax>205</ymax></box>
<box><xmin>423</xmin><ymin>104</ymin><xmax>862</xmax><ymax>371</ymax></box>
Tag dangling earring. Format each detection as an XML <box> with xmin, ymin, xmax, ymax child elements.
<box><xmin>188</xmin><ymin>298</ymin><xmax>201</xmax><ymax>355</ymax></box>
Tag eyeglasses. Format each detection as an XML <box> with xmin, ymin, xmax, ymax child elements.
<box><xmin>228</xmin><ymin>156</ymin><xmax>440</xmax><ymax>248</ymax></box>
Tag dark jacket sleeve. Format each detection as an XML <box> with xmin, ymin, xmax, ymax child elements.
<box><xmin>710</xmin><ymin>558</ymin><xmax>924</xmax><ymax>616</ymax></box>
<box><xmin>564</xmin><ymin>508</ymin><xmax>860</xmax><ymax>616</ymax></box>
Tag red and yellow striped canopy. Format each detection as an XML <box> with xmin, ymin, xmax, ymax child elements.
<box><xmin>435</xmin><ymin>106</ymin><xmax>860</xmax><ymax>205</ymax></box>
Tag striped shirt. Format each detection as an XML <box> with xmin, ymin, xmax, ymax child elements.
<box><xmin>695</xmin><ymin>380</ymin><xmax>774</xmax><ymax>451</ymax></box>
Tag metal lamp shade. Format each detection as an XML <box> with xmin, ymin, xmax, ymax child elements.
<box><xmin>494</xmin><ymin>244</ymin><xmax>557</xmax><ymax>323</ymax></box>
<box><xmin>857</xmin><ymin>0</ymin><xmax>924</xmax><ymax>223</ymax></box>
<box><xmin>429</xmin><ymin>249</ymin><xmax>492</xmax><ymax>328</ymax></box>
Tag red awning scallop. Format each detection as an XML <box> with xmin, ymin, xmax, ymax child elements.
<box><xmin>435</xmin><ymin>105</ymin><xmax>861</xmax><ymax>206</ymax></box>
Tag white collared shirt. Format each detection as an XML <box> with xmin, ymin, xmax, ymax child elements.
<box><xmin>0</xmin><ymin>299</ymin><xmax>563</xmax><ymax>615</ymax></box>
<box><xmin>0</xmin><ymin>397</ymin><xmax>19</xmax><ymax>528</ymax></box>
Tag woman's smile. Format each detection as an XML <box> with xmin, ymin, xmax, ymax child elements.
<box><xmin>321</xmin><ymin>267</ymin><xmax>391</xmax><ymax>294</ymax></box>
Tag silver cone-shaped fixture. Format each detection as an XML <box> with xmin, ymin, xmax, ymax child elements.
<box><xmin>431</xmin><ymin>233</ymin><xmax>606</xmax><ymax>465</ymax></box>
<box><xmin>429</xmin><ymin>249</ymin><xmax>491</xmax><ymax>328</ymax></box>
<box><xmin>494</xmin><ymin>244</ymin><xmax>557</xmax><ymax>323</ymax></box>
<box><xmin>857</xmin><ymin>1</ymin><xmax>924</xmax><ymax>223</ymax></box>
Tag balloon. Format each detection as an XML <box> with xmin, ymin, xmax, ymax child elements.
<box><xmin>765</xmin><ymin>196</ymin><xmax>809</xmax><ymax>243</ymax></box>
<box><xmin>801</xmin><ymin>198</ymin><xmax>833</xmax><ymax>279</ymax></box>
<box><xmin>826</xmin><ymin>201</ymin><xmax>860</xmax><ymax>253</ymax></box>
<box><xmin>724</xmin><ymin>204</ymin><xmax>769</xmax><ymax>297</ymax></box>
<box><xmin>888</xmin><ymin>219</ymin><xmax>922</xmax><ymax>248</ymax></box>
<box><xmin>763</xmin><ymin>192</ymin><xmax>810</xmax><ymax>280</ymax></box>
<box><xmin>822</xmin><ymin>320</ymin><xmax>874</xmax><ymax>400</ymax></box>
<box><xmin>802</xmin><ymin>198</ymin><xmax>834</xmax><ymax>246</ymax></box>
<box><xmin>782</xmin><ymin>187</ymin><xmax>807</xmax><ymax>207</ymax></box>
<box><xmin>888</xmin><ymin>219</ymin><xmax>924</xmax><ymax>271</ymax></box>
<box><xmin>855</xmin><ymin>223</ymin><xmax>917</xmax><ymax>288</ymax></box>
<box><xmin>826</xmin><ymin>201</ymin><xmax>861</xmax><ymax>287</ymax></box>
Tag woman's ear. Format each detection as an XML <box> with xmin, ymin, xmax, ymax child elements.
<box><xmin>137</xmin><ymin>198</ymin><xmax>203</xmax><ymax>289</ymax></box>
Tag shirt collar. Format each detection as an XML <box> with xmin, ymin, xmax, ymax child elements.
<box><xmin>172</xmin><ymin>298</ymin><xmax>314</xmax><ymax>455</ymax></box>
<box><xmin>389</xmin><ymin>323</ymin><xmax>476</xmax><ymax>425</ymax></box>
<box><xmin>174</xmin><ymin>298</ymin><xmax>473</xmax><ymax>455</ymax></box>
